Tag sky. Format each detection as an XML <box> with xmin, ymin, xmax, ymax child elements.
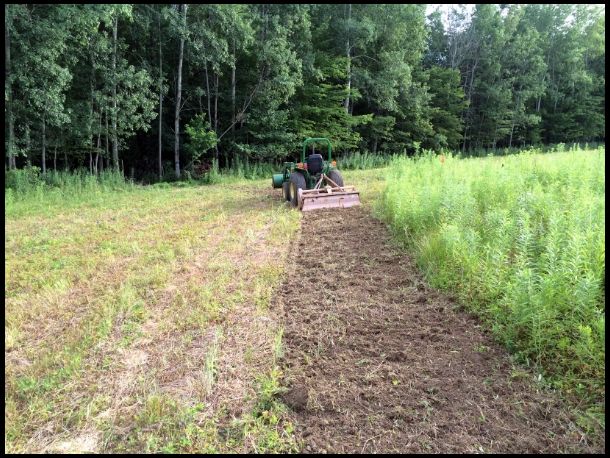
<box><xmin>425</xmin><ymin>4</ymin><xmax>475</xmax><ymax>26</ymax></box>
<box><xmin>424</xmin><ymin>4</ymin><xmax>605</xmax><ymax>29</ymax></box>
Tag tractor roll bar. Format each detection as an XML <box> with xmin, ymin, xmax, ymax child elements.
<box><xmin>302</xmin><ymin>137</ymin><xmax>332</xmax><ymax>163</ymax></box>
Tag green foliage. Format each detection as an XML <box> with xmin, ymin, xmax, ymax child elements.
<box><xmin>185</xmin><ymin>114</ymin><xmax>218</xmax><ymax>162</ymax></box>
<box><xmin>291</xmin><ymin>51</ymin><xmax>370</xmax><ymax>152</ymax></box>
<box><xmin>381</xmin><ymin>147</ymin><xmax>605</xmax><ymax>413</ymax></box>
<box><xmin>5</xmin><ymin>166</ymin><xmax>132</xmax><ymax>217</ymax></box>
<box><xmin>449</xmin><ymin>4</ymin><xmax>605</xmax><ymax>150</ymax></box>
<box><xmin>337</xmin><ymin>151</ymin><xmax>397</xmax><ymax>170</ymax></box>
<box><xmin>5</xmin><ymin>4</ymin><xmax>604</xmax><ymax>173</ymax></box>
<box><xmin>424</xmin><ymin>66</ymin><xmax>467</xmax><ymax>150</ymax></box>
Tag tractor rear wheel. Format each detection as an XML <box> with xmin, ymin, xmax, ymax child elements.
<box><xmin>282</xmin><ymin>181</ymin><xmax>291</xmax><ymax>201</ymax></box>
<box><xmin>289</xmin><ymin>172</ymin><xmax>306</xmax><ymax>207</ymax></box>
<box><xmin>327</xmin><ymin>169</ymin><xmax>344</xmax><ymax>187</ymax></box>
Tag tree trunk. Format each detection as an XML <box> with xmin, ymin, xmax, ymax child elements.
<box><xmin>90</xmin><ymin>48</ymin><xmax>95</xmax><ymax>175</ymax></box>
<box><xmin>64</xmin><ymin>151</ymin><xmax>68</xmax><ymax>171</ymax></box>
<box><xmin>462</xmin><ymin>125</ymin><xmax>468</xmax><ymax>153</ymax></box>
<box><xmin>509</xmin><ymin>92</ymin><xmax>521</xmax><ymax>148</ymax></box>
<box><xmin>231</xmin><ymin>39</ymin><xmax>236</xmax><ymax>136</ymax></box>
<box><xmin>112</xmin><ymin>16</ymin><xmax>119</xmax><ymax>169</ymax></box>
<box><xmin>6</xmin><ymin>5</ymin><xmax>16</xmax><ymax>170</ymax></box>
<box><xmin>344</xmin><ymin>3</ymin><xmax>352</xmax><ymax>114</ymax></box>
<box><xmin>214</xmin><ymin>73</ymin><xmax>219</xmax><ymax>162</ymax></box>
<box><xmin>41</xmin><ymin>118</ymin><xmax>46</xmax><ymax>174</ymax></box>
<box><xmin>214</xmin><ymin>73</ymin><xmax>219</xmax><ymax>133</ymax></box>
<box><xmin>25</xmin><ymin>125</ymin><xmax>31</xmax><ymax>163</ymax></box>
<box><xmin>95</xmin><ymin>113</ymin><xmax>101</xmax><ymax>174</ymax></box>
<box><xmin>462</xmin><ymin>58</ymin><xmax>478</xmax><ymax>153</ymax></box>
<box><xmin>105</xmin><ymin>108</ymin><xmax>109</xmax><ymax>170</ymax></box>
<box><xmin>174</xmin><ymin>4</ymin><xmax>187</xmax><ymax>178</ymax></box>
<box><xmin>54</xmin><ymin>147</ymin><xmax>57</xmax><ymax>171</ymax></box>
<box><xmin>158</xmin><ymin>9</ymin><xmax>163</xmax><ymax>180</ymax></box>
<box><xmin>204</xmin><ymin>57</ymin><xmax>212</xmax><ymax>127</ymax></box>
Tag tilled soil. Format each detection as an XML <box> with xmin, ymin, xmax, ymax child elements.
<box><xmin>277</xmin><ymin>207</ymin><xmax>602</xmax><ymax>453</ymax></box>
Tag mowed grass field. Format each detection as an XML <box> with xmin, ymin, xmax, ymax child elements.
<box><xmin>5</xmin><ymin>179</ymin><xmax>304</xmax><ymax>453</ymax></box>
<box><xmin>4</xmin><ymin>169</ymin><xmax>385</xmax><ymax>453</ymax></box>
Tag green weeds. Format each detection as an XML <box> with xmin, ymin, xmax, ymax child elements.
<box><xmin>380</xmin><ymin>147</ymin><xmax>605</xmax><ymax>419</ymax></box>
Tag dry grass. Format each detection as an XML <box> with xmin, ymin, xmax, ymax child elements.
<box><xmin>5</xmin><ymin>178</ymin><xmax>301</xmax><ymax>453</ymax></box>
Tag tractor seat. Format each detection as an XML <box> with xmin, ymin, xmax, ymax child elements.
<box><xmin>307</xmin><ymin>153</ymin><xmax>324</xmax><ymax>175</ymax></box>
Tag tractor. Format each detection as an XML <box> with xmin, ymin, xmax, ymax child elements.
<box><xmin>271</xmin><ymin>138</ymin><xmax>361</xmax><ymax>211</ymax></box>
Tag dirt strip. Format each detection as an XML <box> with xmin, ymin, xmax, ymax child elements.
<box><xmin>278</xmin><ymin>206</ymin><xmax>603</xmax><ymax>453</ymax></box>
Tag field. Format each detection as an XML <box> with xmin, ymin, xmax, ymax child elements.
<box><xmin>5</xmin><ymin>179</ymin><xmax>303</xmax><ymax>453</ymax></box>
<box><xmin>380</xmin><ymin>148</ymin><xmax>605</xmax><ymax>417</ymax></box>
<box><xmin>4</xmin><ymin>149</ymin><xmax>605</xmax><ymax>453</ymax></box>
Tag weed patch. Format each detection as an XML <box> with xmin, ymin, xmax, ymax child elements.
<box><xmin>380</xmin><ymin>147</ymin><xmax>605</xmax><ymax>419</ymax></box>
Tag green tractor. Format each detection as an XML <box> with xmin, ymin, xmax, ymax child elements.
<box><xmin>271</xmin><ymin>137</ymin><xmax>361</xmax><ymax>211</ymax></box>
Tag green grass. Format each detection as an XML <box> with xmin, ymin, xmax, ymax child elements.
<box><xmin>6</xmin><ymin>147</ymin><xmax>605</xmax><ymax>451</ymax></box>
<box><xmin>337</xmin><ymin>151</ymin><xmax>398</xmax><ymax>170</ymax></box>
<box><xmin>5</xmin><ymin>177</ymin><xmax>301</xmax><ymax>453</ymax></box>
<box><xmin>379</xmin><ymin>147</ymin><xmax>605</xmax><ymax>425</ymax></box>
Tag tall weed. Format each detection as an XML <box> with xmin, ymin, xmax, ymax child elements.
<box><xmin>380</xmin><ymin>147</ymin><xmax>605</xmax><ymax>414</ymax></box>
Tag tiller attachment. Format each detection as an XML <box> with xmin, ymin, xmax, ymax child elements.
<box><xmin>297</xmin><ymin>173</ymin><xmax>361</xmax><ymax>211</ymax></box>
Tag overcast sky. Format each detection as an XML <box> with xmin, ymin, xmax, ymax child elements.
<box><xmin>425</xmin><ymin>4</ymin><xmax>476</xmax><ymax>27</ymax></box>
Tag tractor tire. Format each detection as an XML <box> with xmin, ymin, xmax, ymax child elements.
<box><xmin>289</xmin><ymin>172</ymin><xmax>306</xmax><ymax>207</ymax></box>
<box><xmin>282</xmin><ymin>180</ymin><xmax>291</xmax><ymax>201</ymax></box>
<box><xmin>327</xmin><ymin>169</ymin><xmax>344</xmax><ymax>187</ymax></box>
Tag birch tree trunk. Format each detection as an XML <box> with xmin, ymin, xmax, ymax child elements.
<box><xmin>231</xmin><ymin>39</ymin><xmax>236</xmax><ymax>137</ymax></box>
<box><xmin>462</xmin><ymin>58</ymin><xmax>479</xmax><ymax>153</ymax></box>
<box><xmin>344</xmin><ymin>3</ymin><xmax>352</xmax><ymax>114</ymax></box>
<box><xmin>509</xmin><ymin>92</ymin><xmax>521</xmax><ymax>148</ymax></box>
<box><xmin>204</xmin><ymin>57</ymin><xmax>212</xmax><ymax>127</ymax></box>
<box><xmin>158</xmin><ymin>9</ymin><xmax>163</xmax><ymax>180</ymax></box>
<box><xmin>105</xmin><ymin>109</ymin><xmax>109</xmax><ymax>166</ymax></box>
<box><xmin>112</xmin><ymin>16</ymin><xmax>119</xmax><ymax>169</ymax></box>
<box><xmin>95</xmin><ymin>113</ymin><xmax>101</xmax><ymax>174</ymax></box>
<box><xmin>214</xmin><ymin>73</ymin><xmax>219</xmax><ymax>133</ymax></box>
<box><xmin>174</xmin><ymin>4</ymin><xmax>187</xmax><ymax>178</ymax></box>
<box><xmin>41</xmin><ymin>117</ymin><xmax>46</xmax><ymax>174</ymax></box>
<box><xmin>214</xmin><ymin>73</ymin><xmax>219</xmax><ymax>162</ymax></box>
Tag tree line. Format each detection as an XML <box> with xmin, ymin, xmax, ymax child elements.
<box><xmin>4</xmin><ymin>4</ymin><xmax>605</xmax><ymax>180</ymax></box>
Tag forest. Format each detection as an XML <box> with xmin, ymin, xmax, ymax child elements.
<box><xmin>4</xmin><ymin>4</ymin><xmax>605</xmax><ymax>181</ymax></box>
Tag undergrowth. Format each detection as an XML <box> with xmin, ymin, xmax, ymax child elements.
<box><xmin>380</xmin><ymin>147</ymin><xmax>605</xmax><ymax>426</ymax></box>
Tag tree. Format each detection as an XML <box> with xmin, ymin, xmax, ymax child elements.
<box><xmin>4</xmin><ymin>4</ymin><xmax>605</xmax><ymax>177</ymax></box>
<box><xmin>185</xmin><ymin>113</ymin><xmax>218</xmax><ymax>166</ymax></box>
<box><xmin>5</xmin><ymin>4</ymin><xmax>16</xmax><ymax>169</ymax></box>
<box><xmin>173</xmin><ymin>4</ymin><xmax>187</xmax><ymax>178</ymax></box>
<box><xmin>8</xmin><ymin>5</ymin><xmax>73</xmax><ymax>171</ymax></box>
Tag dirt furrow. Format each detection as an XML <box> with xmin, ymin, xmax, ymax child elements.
<box><xmin>278</xmin><ymin>206</ymin><xmax>601</xmax><ymax>453</ymax></box>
